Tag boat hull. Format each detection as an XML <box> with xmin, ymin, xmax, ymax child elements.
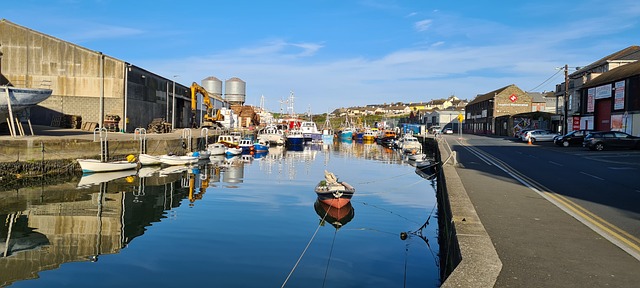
<box><xmin>0</xmin><ymin>86</ymin><xmax>53</xmax><ymax>113</ymax></box>
<box><xmin>159</xmin><ymin>155</ymin><xmax>199</xmax><ymax>166</ymax></box>
<box><xmin>77</xmin><ymin>159</ymin><xmax>138</xmax><ymax>173</ymax></box>
<box><xmin>139</xmin><ymin>154</ymin><xmax>162</xmax><ymax>166</ymax></box>
<box><xmin>315</xmin><ymin>181</ymin><xmax>355</xmax><ymax>209</ymax></box>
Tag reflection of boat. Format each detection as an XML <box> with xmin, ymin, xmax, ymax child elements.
<box><xmin>314</xmin><ymin>199</ymin><xmax>355</xmax><ymax>229</ymax></box>
<box><xmin>137</xmin><ymin>166</ymin><xmax>161</xmax><ymax>178</ymax></box>
<box><xmin>158</xmin><ymin>165</ymin><xmax>190</xmax><ymax>176</ymax></box>
<box><xmin>315</xmin><ymin>170</ymin><xmax>355</xmax><ymax>208</ymax></box>
<box><xmin>159</xmin><ymin>155</ymin><xmax>199</xmax><ymax>166</ymax></box>
<box><xmin>77</xmin><ymin>169</ymin><xmax>137</xmax><ymax>187</ymax></box>
<box><xmin>0</xmin><ymin>86</ymin><xmax>53</xmax><ymax>123</ymax></box>
<box><xmin>138</xmin><ymin>154</ymin><xmax>162</xmax><ymax>166</ymax></box>
<box><xmin>76</xmin><ymin>158</ymin><xmax>138</xmax><ymax>173</ymax></box>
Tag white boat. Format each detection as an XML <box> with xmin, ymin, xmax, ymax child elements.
<box><xmin>238</xmin><ymin>138</ymin><xmax>255</xmax><ymax>152</ymax></box>
<box><xmin>399</xmin><ymin>134</ymin><xmax>422</xmax><ymax>154</ymax></box>
<box><xmin>188</xmin><ymin>150</ymin><xmax>211</xmax><ymax>160</ymax></box>
<box><xmin>77</xmin><ymin>158</ymin><xmax>138</xmax><ymax>173</ymax></box>
<box><xmin>225</xmin><ymin>146</ymin><xmax>243</xmax><ymax>156</ymax></box>
<box><xmin>138</xmin><ymin>153</ymin><xmax>162</xmax><ymax>166</ymax></box>
<box><xmin>286</xmin><ymin>129</ymin><xmax>305</xmax><ymax>146</ymax></box>
<box><xmin>300</xmin><ymin>121</ymin><xmax>322</xmax><ymax>143</ymax></box>
<box><xmin>159</xmin><ymin>154</ymin><xmax>199</xmax><ymax>166</ymax></box>
<box><xmin>257</xmin><ymin>124</ymin><xmax>286</xmax><ymax>146</ymax></box>
<box><xmin>0</xmin><ymin>86</ymin><xmax>53</xmax><ymax>124</ymax></box>
<box><xmin>207</xmin><ymin>142</ymin><xmax>226</xmax><ymax>155</ymax></box>
<box><xmin>77</xmin><ymin>169</ymin><xmax>137</xmax><ymax>188</ymax></box>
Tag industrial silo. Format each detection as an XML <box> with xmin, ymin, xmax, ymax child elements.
<box><xmin>224</xmin><ymin>77</ymin><xmax>246</xmax><ymax>105</ymax></box>
<box><xmin>201</xmin><ymin>76</ymin><xmax>223</xmax><ymax>99</ymax></box>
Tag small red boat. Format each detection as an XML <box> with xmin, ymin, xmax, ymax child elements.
<box><xmin>315</xmin><ymin>170</ymin><xmax>355</xmax><ymax>209</ymax></box>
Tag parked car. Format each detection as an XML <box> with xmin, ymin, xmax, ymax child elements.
<box><xmin>443</xmin><ymin>128</ymin><xmax>453</xmax><ymax>134</ymax></box>
<box><xmin>522</xmin><ymin>129</ymin><xmax>559</xmax><ymax>143</ymax></box>
<box><xmin>583</xmin><ymin>131</ymin><xmax>640</xmax><ymax>151</ymax></box>
<box><xmin>554</xmin><ymin>129</ymin><xmax>594</xmax><ymax>147</ymax></box>
<box><xmin>515</xmin><ymin>128</ymin><xmax>534</xmax><ymax>140</ymax></box>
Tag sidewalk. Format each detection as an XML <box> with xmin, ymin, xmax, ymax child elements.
<box><xmin>440</xmin><ymin>135</ymin><xmax>640</xmax><ymax>287</ymax></box>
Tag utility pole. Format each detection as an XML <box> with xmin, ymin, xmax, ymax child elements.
<box><xmin>563</xmin><ymin>64</ymin><xmax>569</xmax><ymax>135</ymax></box>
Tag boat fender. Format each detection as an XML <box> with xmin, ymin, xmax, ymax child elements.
<box><xmin>126</xmin><ymin>154</ymin><xmax>136</xmax><ymax>163</ymax></box>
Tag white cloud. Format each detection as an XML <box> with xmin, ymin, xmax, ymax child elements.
<box><xmin>414</xmin><ymin>19</ymin><xmax>432</xmax><ymax>32</ymax></box>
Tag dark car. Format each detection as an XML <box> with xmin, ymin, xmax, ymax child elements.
<box><xmin>554</xmin><ymin>129</ymin><xmax>594</xmax><ymax>147</ymax></box>
<box><xmin>582</xmin><ymin>131</ymin><xmax>640</xmax><ymax>151</ymax></box>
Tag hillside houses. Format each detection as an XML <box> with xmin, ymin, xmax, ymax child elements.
<box><xmin>333</xmin><ymin>96</ymin><xmax>468</xmax><ymax>118</ymax></box>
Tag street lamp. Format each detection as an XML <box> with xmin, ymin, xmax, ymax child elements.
<box><xmin>171</xmin><ymin>75</ymin><xmax>179</xmax><ymax>130</ymax></box>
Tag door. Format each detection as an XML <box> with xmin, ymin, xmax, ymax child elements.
<box><xmin>595</xmin><ymin>99</ymin><xmax>611</xmax><ymax>131</ymax></box>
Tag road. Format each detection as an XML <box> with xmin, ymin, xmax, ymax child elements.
<box><xmin>443</xmin><ymin>133</ymin><xmax>640</xmax><ymax>287</ymax></box>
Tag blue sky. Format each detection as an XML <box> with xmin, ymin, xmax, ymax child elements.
<box><xmin>5</xmin><ymin>0</ymin><xmax>640</xmax><ymax>114</ymax></box>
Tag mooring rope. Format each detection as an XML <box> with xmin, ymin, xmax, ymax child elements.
<box><xmin>356</xmin><ymin>170</ymin><xmax>415</xmax><ymax>185</ymax></box>
<box><xmin>281</xmin><ymin>204</ymin><xmax>332</xmax><ymax>288</ymax></box>
<box><xmin>321</xmin><ymin>229</ymin><xmax>339</xmax><ymax>288</ymax></box>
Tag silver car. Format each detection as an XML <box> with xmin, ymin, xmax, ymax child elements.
<box><xmin>523</xmin><ymin>129</ymin><xmax>560</xmax><ymax>143</ymax></box>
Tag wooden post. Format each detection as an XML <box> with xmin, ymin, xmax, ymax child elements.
<box><xmin>4</xmin><ymin>86</ymin><xmax>17</xmax><ymax>137</ymax></box>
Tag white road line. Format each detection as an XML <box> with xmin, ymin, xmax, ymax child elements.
<box><xmin>548</xmin><ymin>161</ymin><xmax>563</xmax><ymax>166</ymax></box>
<box><xmin>580</xmin><ymin>171</ymin><xmax>604</xmax><ymax>180</ymax></box>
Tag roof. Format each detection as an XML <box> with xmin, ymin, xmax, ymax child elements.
<box><xmin>582</xmin><ymin>60</ymin><xmax>640</xmax><ymax>88</ymax></box>
<box><xmin>467</xmin><ymin>84</ymin><xmax>514</xmax><ymax>105</ymax></box>
<box><xmin>570</xmin><ymin>45</ymin><xmax>640</xmax><ymax>77</ymax></box>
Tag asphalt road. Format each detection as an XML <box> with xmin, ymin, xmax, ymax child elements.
<box><xmin>443</xmin><ymin>133</ymin><xmax>640</xmax><ymax>288</ymax></box>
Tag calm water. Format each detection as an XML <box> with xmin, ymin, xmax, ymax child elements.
<box><xmin>1</xmin><ymin>141</ymin><xmax>440</xmax><ymax>287</ymax></box>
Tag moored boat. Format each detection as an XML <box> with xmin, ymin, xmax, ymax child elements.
<box><xmin>300</xmin><ymin>121</ymin><xmax>322</xmax><ymax>143</ymax></box>
<box><xmin>77</xmin><ymin>157</ymin><xmax>138</xmax><ymax>173</ymax></box>
<box><xmin>315</xmin><ymin>170</ymin><xmax>355</xmax><ymax>209</ymax></box>
<box><xmin>286</xmin><ymin>129</ymin><xmax>305</xmax><ymax>146</ymax></box>
<box><xmin>257</xmin><ymin>124</ymin><xmax>286</xmax><ymax>146</ymax></box>
<box><xmin>207</xmin><ymin>142</ymin><xmax>226</xmax><ymax>155</ymax></box>
<box><xmin>159</xmin><ymin>154</ymin><xmax>199</xmax><ymax>166</ymax></box>
<box><xmin>253</xmin><ymin>139</ymin><xmax>270</xmax><ymax>152</ymax></box>
<box><xmin>138</xmin><ymin>153</ymin><xmax>162</xmax><ymax>166</ymax></box>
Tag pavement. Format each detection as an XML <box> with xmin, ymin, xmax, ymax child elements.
<box><xmin>438</xmin><ymin>134</ymin><xmax>640</xmax><ymax>288</ymax></box>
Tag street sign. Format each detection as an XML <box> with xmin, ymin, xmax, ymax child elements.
<box><xmin>457</xmin><ymin>114</ymin><xmax>464</xmax><ymax>122</ymax></box>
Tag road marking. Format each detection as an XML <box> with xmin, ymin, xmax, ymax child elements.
<box><xmin>548</xmin><ymin>161</ymin><xmax>563</xmax><ymax>166</ymax></box>
<box><xmin>580</xmin><ymin>171</ymin><xmax>604</xmax><ymax>180</ymax></box>
<box><xmin>453</xmin><ymin>139</ymin><xmax>640</xmax><ymax>261</ymax></box>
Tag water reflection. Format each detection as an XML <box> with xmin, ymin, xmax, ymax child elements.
<box><xmin>314</xmin><ymin>199</ymin><xmax>355</xmax><ymax>230</ymax></box>
<box><xmin>1</xmin><ymin>138</ymin><xmax>439</xmax><ymax>287</ymax></box>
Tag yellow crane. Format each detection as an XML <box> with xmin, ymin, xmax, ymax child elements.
<box><xmin>190</xmin><ymin>82</ymin><xmax>223</xmax><ymax>127</ymax></box>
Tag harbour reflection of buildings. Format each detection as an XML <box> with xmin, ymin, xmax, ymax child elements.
<box><xmin>0</xmin><ymin>171</ymin><xmax>189</xmax><ymax>287</ymax></box>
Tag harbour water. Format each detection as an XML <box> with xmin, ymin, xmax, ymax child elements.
<box><xmin>1</xmin><ymin>140</ymin><xmax>440</xmax><ymax>287</ymax></box>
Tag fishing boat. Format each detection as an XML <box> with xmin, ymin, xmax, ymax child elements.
<box><xmin>399</xmin><ymin>134</ymin><xmax>422</xmax><ymax>154</ymax></box>
<box><xmin>315</xmin><ymin>170</ymin><xmax>355</xmax><ymax>209</ymax></box>
<box><xmin>188</xmin><ymin>150</ymin><xmax>211</xmax><ymax>160</ymax></box>
<box><xmin>339</xmin><ymin>114</ymin><xmax>354</xmax><ymax>140</ymax></box>
<box><xmin>0</xmin><ymin>86</ymin><xmax>53</xmax><ymax>124</ymax></box>
<box><xmin>300</xmin><ymin>121</ymin><xmax>322</xmax><ymax>143</ymax></box>
<box><xmin>138</xmin><ymin>153</ymin><xmax>162</xmax><ymax>166</ymax></box>
<box><xmin>362</xmin><ymin>128</ymin><xmax>377</xmax><ymax>142</ymax></box>
<box><xmin>257</xmin><ymin>124</ymin><xmax>286</xmax><ymax>146</ymax></box>
<box><xmin>253</xmin><ymin>139</ymin><xmax>270</xmax><ymax>153</ymax></box>
<box><xmin>225</xmin><ymin>146</ymin><xmax>243</xmax><ymax>156</ymax></box>
<box><xmin>321</xmin><ymin>115</ymin><xmax>334</xmax><ymax>144</ymax></box>
<box><xmin>238</xmin><ymin>138</ymin><xmax>255</xmax><ymax>153</ymax></box>
<box><xmin>285</xmin><ymin>129</ymin><xmax>305</xmax><ymax>146</ymax></box>
<box><xmin>77</xmin><ymin>157</ymin><xmax>138</xmax><ymax>173</ymax></box>
<box><xmin>159</xmin><ymin>154</ymin><xmax>199</xmax><ymax>166</ymax></box>
<box><xmin>207</xmin><ymin>142</ymin><xmax>226</xmax><ymax>155</ymax></box>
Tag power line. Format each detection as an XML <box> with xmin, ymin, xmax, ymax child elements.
<box><xmin>528</xmin><ymin>68</ymin><xmax>563</xmax><ymax>92</ymax></box>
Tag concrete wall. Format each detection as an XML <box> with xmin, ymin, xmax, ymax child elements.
<box><xmin>1</xmin><ymin>19</ymin><xmax>125</xmax><ymax>127</ymax></box>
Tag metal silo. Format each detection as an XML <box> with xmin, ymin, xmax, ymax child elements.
<box><xmin>224</xmin><ymin>77</ymin><xmax>246</xmax><ymax>105</ymax></box>
<box><xmin>201</xmin><ymin>76</ymin><xmax>223</xmax><ymax>99</ymax></box>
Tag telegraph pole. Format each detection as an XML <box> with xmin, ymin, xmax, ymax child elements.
<box><xmin>563</xmin><ymin>64</ymin><xmax>569</xmax><ymax>135</ymax></box>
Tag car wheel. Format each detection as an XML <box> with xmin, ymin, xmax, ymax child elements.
<box><xmin>595</xmin><ymin>142</ymin><xmax>605</xmax><ymax>151</ymax></box>
<box><xmin>562</xmin><ymin>141</ymin><xmax>570</xmax><ymax>147</ymax></box>
<box><xmin>530</xmin><ymin>138</ymin><xmax>536</xmax><ymax>143</ymax></box>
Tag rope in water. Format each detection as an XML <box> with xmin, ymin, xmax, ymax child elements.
<box><xmin>281</xmin><ymin>204</ymin><xmax>332</xmax><ymax>288</ymax></box>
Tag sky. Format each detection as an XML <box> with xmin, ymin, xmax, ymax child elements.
<box><xmin>5</xmin><ymin>0</ymin><xmax>640</xmax><ymax>114</ymax></box>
